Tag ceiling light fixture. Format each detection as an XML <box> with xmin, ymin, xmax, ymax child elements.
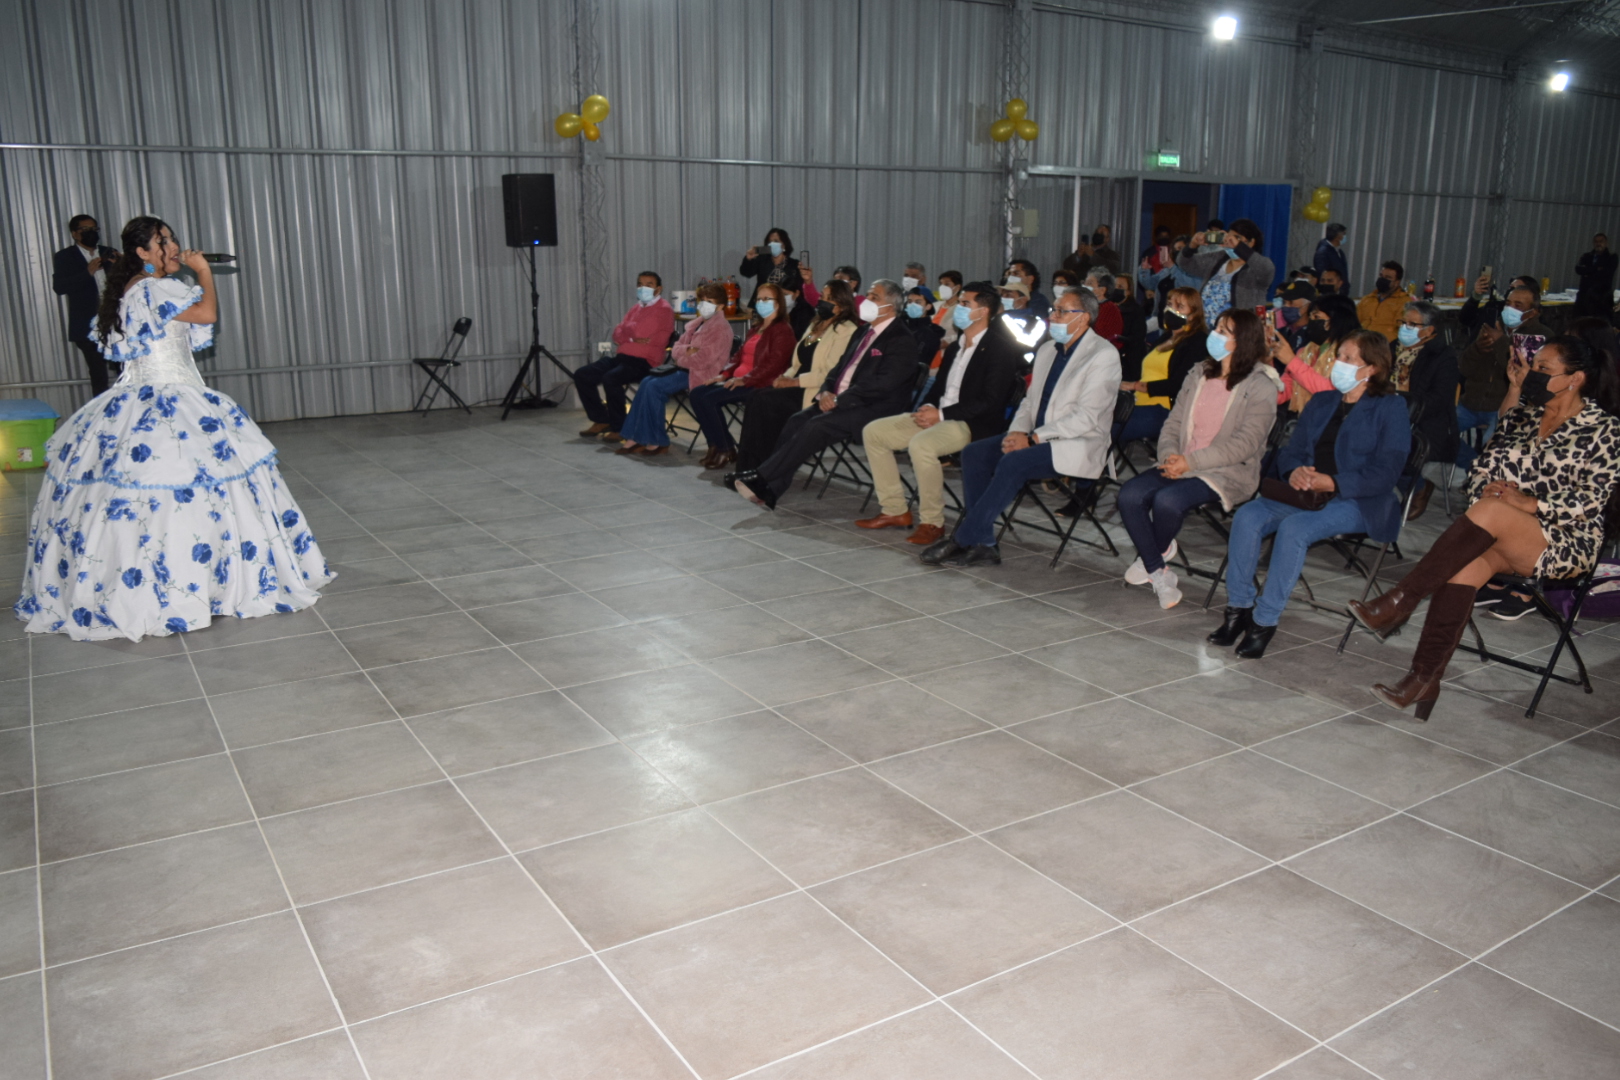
<box><xmin>1212</xmin><ymin>15</ymin><xmax>1238</xmax><ymax>40</ymax></box>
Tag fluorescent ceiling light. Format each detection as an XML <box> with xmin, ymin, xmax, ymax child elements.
<box><xmin>1212</xmin><ymin>15</ymin><xmax>1238</xmax><ymax>40</ymax></box>
<box><xmin>1549</xmin><ymin>71</ymin><xmax>1570</xmax><ymax>92</ymax></box>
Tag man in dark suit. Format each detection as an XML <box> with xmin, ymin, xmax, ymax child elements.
<box><xmin>52</xmin><ymin>214</ymin><xmax>119</xmax><ymax>395</ymax></box>
<box><xmin>730</xmin><ymin>279</ymin><xmax>919</xmax><ymax>510</ymax></box>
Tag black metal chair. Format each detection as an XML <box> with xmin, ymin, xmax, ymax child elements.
<box><xmin>997</xmin><ymin>472</ymin><xmax>1118</xmax><ymax>566</ymax></box>
<box><xmin>412</xmin><ymin>317</ymin><xmax>472</xmax><ymax>415</ymax></box>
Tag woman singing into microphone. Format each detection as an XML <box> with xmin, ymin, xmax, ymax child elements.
<box><xmin>14</xmin><ymin>216</ymin><xmax>334</xmax><ymax>641</ymax></box>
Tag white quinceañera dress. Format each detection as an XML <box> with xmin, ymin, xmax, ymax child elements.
<box><xmin>14</xmin><ymin>276</ymin><xmax>333</xmax><ymax>641</ymax></box>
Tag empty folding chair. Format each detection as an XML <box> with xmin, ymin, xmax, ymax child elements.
<box><xmin>412</xmin><ymin>317</ymin><xmax>473</xmax><ymax>415</ymax></box>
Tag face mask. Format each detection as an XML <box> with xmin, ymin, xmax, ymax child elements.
<box><xmin>1221</xmin><ymin>247</ymin><xmax>1237</xmax><ymax>260</ymax></box>
<box><xmin>1050</xmin><ymin>320</ymin><xmax>1072</xmax><ymax>345</ymax></box>
<box><xmin>1051</xmin><ymin>284</ymin><xmax>1070</xmax><ymax>298</ymax></box>
<box><xmin>636</xmin><ymin>286</ymin><xmax>655</xmax><ymax>304</ymax></box>
<box><xmin>1318</xmin><ymin>283</ymin><xmax>1336</xmax><ymax>295</ymax></box>
<box><xmin>1091</xmin><ymin>233</ymin><xmax>1106</xmax><ymax>247</ymax></box>
<box><xmin>815</xmin><ymin>300</ymin><xmax>834</xmax><ymax>320</ymax></box>
<box><xmin>1375</xmin><ymin>277</ymin><xmax>1392</xmax><ymax>295</ymax></box>
<box><xmin>697</xmin><ymin>300</ymin><xmax>718</xmax><ymax>318</ymax></box>
<box><xmin>1397</xmin><ymin>324</ymin><xmax>1422</xmax><ymax>347</ymax></box>
<box><xmin>783</xmin><ymin>293</ymin><xmax>796</xmax><ymax>310</ymax></box>
<box><xmin>1160</xmin><ymin>310</ymin><xmax>1186</xmax><ymax>332</ymax></box>
<box><xmin>1001</xmin><ymin>296</ymin><xmax>1015</xmax><ymax>311</ymax></box>
<box><xmin>755</xmin><ymin>299</ymin><xmax>776</xmax><ymax>319</ymax></box>
<box><xmin>1521</xmin><ymin>370</ymin><xmax>1559</xmax><ymax>407</ymax></box>
<box><xmin>1501</xmin><ymin>305</ymin><xmax>1526</xmax><ymax>329</ymax></box>
<box><xmin>953</xmin><ymin>304</ymin><xmax>974</xmax><ymax>329</ymax></box>
<box><xmin>1106</xmin><ymin>288</ymin><xmax>1125</xmax><ymax>304</ymax></box>
<box><xmin>1280</xmin><ymin>306</ymin><xmax>1301</xmax><ymax>324</ymax></box>
<box><xmin>1205</xmin><ymin>330</ymin><xmax>1231</xmax><ymax>361</ymax></box>
<box><xmin>1304</xmin><ymin>322</ymin><xmax>1330</xmax><ymax>345</ymax></box>
<box><xmin>904</xmin><ymin>302</ymin><xmax>926</xmax><ymax>319</ymax></box>
<box><xmin>80</xmin><ymin>228</ymin><xmax>100</xmax><ymax>248</ymax></box>
<box><xmin>1330</xmin><ymin>360</ymin><xmax>1364</xmax><ymax>393</ymax></box>
<box><xmin>937</xmin><ymin>285</ymin><xmax>954</xmax><ymax>301</ymax></box>
<box><xmin>858</xmin><ymin>298</ymin><xmax>881</xmax><ymax>322</ymax></box>
<box><xmin>767</xmin><ymin>241</ymin><xmax>783</xmax><ymax>257</ymax></box>
<box><xmin>1004</xmin><ymin>275</ymin><xmax>1023</xmax><ymax>285</ymax></box>
<box><xmin>901</xmin><ymin>276</ymin><xmax>919</xmax><ymax>290</ymax></box>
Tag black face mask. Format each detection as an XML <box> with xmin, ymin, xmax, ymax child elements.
<box><xmin>815</xmin><ymin>300</ymin><xmax>834</xmax><ymax>320</ymax></box>
<box><xmin>1304</xmin><ymin>323</ymin><xmax>1330</xmax><ymax>345</ymax></box>
<box><xmin>1375</xmin><ymin>277</ymin><xmax>1392</xmax><ymax>295</ymax></box>
<box><xmin>80</xmin><ymin>228</ymin><xmax>100</xmax><ymax>248</ymax></box>
<box><xmin>1106</xmin><ymin>288</ymin><xmax>1125</xmax><ymax>304</ymax></box>
<box><xmin>1317</xmin><ymin>283</ymin><xmax>1336</xmax><ymax>295</ymax></box>
<box><xmin>1160</xmin><ymin>310</ymin><xmax>1186</xmax><ymax>332</ymax></box>
<box><xmin>1091</xmin><ymin>232</ymin><xmax>1106</xmax><ymax>247</ymax></box>
<box><xmin>1520</xmin><ymin>370</ymin><xmax>1558</xmax><ymax>407</ymax></box>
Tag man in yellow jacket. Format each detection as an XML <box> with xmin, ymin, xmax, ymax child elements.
<box><xmin>1357</xmin><ymin>259</ymin><xmax>1409</xmax><ymax>340</ymax></box>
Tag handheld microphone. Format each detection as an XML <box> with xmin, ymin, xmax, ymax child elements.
<box><xmin>201</xmin><ymin>253</ymin><xmax>236</xmax><ymax>263</ymax></box>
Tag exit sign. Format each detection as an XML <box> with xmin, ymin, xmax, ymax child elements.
<box><xmin>1155</xmin><ymin>150</ymin><xmax>1181</xmax><ymax>170</ymax></box>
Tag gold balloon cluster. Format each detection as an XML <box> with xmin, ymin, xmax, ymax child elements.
<box><xmin>555</xmin><ymin>95</ymin><xmax>612</xmax><ymax>142</ymax></box>
<box><xmin>990</xmin><ymin>99</ymin><xmax>1039</xmax><ymax>143</ymax></box>
<box><xmin>1302</xmin><ymin>186</ymin><xmax>1334</xmax><ymax>223</ymax></box>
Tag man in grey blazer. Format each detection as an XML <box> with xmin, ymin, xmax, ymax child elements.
<box><xmin>922</xmin><ymin>288</ymin><xmax>1121</xmax><ymax>567</ymax></box>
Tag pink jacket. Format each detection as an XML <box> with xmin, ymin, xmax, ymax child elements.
<box><xmin>671</xmin><ymin>313</ymin><xmax>735</xmax><ymax>384</ymax></box>
<box><xmin>611</xmin><ymin>298</ymin><xmax>676</xmax><ymax>363</ymax></box>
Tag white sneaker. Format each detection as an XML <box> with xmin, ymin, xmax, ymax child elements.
<box><xmin>1148</xmin><ymin>567</ymin><xmax>1182</xmax><ymax>609</ymax></box>
<box><xmin>1124</xmin><ymin>540</ymin><xmax>1179</xmax><ymax>586</ymax></box>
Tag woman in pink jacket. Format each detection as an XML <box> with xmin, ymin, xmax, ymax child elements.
<box><xmin>618</xmin><ymin>283</ymin><xmax>734</xmax><ymax>456</ymax></box>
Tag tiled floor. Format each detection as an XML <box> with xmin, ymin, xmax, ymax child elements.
<box><xmin>3</xmin><ymin>406</ymin><xmax>1619</xmax><ymax>1080</ymax></box>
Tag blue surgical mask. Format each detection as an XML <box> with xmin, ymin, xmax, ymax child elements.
<box><xmin>1001</xmin><ymin>296</ymin><xmax>1015</xmax><ymax>310</ymax></box>
<box><xmin>1397</xmin><ymin>324</ymin><xmax>1421</xmax><ymax>347</ymax></box>
<box><xmin>904</xmin><ymin>302</ymin><xmax>926</xmax><ymax>319</ymax></box>
<box><xmin>1222</xmin><ymin>247</ymin><xmax>1237</xmax><ymax>260</ymax></box>
<box><xmin>953</xmin><ymin>304</ymin><xmax>974</xmax><ymax>329</ymax></box>
<box><xmin>1049</xmin><ymin>320</ymin><xmax>1072</xmax><ymax>345</ymax></box>
<box><xmin>754</xmin><ymin>299</ymin><xmax>776</xmax><ymax>319</ymax></box>
<box><xmin>1205</xmin><ymin>330</ymin><xmax>1231</xmax><ymax>361</ymax></box>
<box><xmin>1330</xmin><ymin>360</ymin><xmax>1364</xmax><ymax>393</ymax></box>
<box><xmin>767</xmin><ymin>241</ymin><xmax>783</xmax><ymax>257</ymax></box>
<box><xmin>1501</xmin><ymin>305</ymin><xmax>1525</xmax><ymax>329</ymax></box>
<box><xmin>636</xmin><ymin>286</ymin><xmax>655</xmax><ymax>304</ymax></box>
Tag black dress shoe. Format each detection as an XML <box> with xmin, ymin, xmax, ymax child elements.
<box><xmin>944</xmin><ymin>544</ymin><xmax>1001</xmax><ymax>567</ymax></box>
<box><xmin>721</xmin><ymin>471</ymin><xmax>740</xmax><ymax>492</ymax></box>
<box><xmin>1234</xmin><ymin>622</ymin><xmax>1278</xmax><ymax>659</ymax></box>
<box><xmin>920</xmin><ymin>538</ymin><xmax>962</xmax><ymax>565</ymax></box>
<box><xmin>732</xmin><ymin>471</ymin><xmax>777</xmax><ymax>510</ymax></box>
<box><xmin>1207</xmin><ymin>607</ymin><xmax>1254</xmax><ymax>647</ymax></box>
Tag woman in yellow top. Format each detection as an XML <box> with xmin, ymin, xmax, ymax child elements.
<box><xmin>1117</xmin><ymin>287</ymin><xmax>1209</xmax><ymax>445</ymax></box>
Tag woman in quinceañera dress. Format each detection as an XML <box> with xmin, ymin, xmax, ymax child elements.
<box><xmin>14</xmin><ymin>215</ymin><xmax>333</xmax><ymax>641</ymax></box>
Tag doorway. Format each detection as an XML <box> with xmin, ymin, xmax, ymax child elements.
<box><xmin>1139</xmin><ymin>180</ymin><xmax>1218</xmax><ymax>254</ymax></box>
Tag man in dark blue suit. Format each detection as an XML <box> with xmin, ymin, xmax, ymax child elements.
<box><xmin>52</xmin><ymin>214</ymin><xmax>119</xmax><ymax>395</ymax></box>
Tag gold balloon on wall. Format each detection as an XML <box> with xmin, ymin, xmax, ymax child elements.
<box><xmin>1312</xmin><ymin>186</ymin><xmax>1333</xmax><ymax>205</ymax></box>
<box><xmin>1303</xmin><ymin>203</ymin><xmax>1330</xmax><ymax>223</ymax></box>
<box><xmin>554</xmin><ymin>113</ymin><xmax>583</xmax><ymax>138</ymax></box>
<box><xmin>989</xmin><ymin>99</ymin><xmax>1038</xmax><ymax>143</ymax></box>
<box><xmin>1005</xmin><ymin>98</ymin><xmax>1028</xmax><ymax>122</ymax></box>
<box><xmin>990</xmin><ymin>118</ymin><xmax>1016</xmax><ymax>142</ymax></box>
<box><xmin>581</xmin><ymin>94</ymin><xmax>611</xmax><ymax>124</ymax></box>
<box><xmin>1015</xmin><ymin>118</ymin><xmax>1039</xmax><ymax>141</ymax></box>
<box><xmin>582</xmin><ymin>121</ymin><xmax>601</xmax><ymax>142</ymax></box>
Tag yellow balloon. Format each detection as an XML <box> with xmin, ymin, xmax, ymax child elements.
<box><xmin>1303</xmin><ymin>204</ymin><xmax>1330</xmax><ymax>223</ymax></box>
<box><xmin>1005</xmin><ymin>98</ymin><xmax>1028</xmax><ymax>122</ymax></box>
<box><xmin>990</xmin><ymin>118</ymin><xmax>1015</xmax><ymax>143</ymax></box>
<box><xmin>582</xmin><ymin>121</ymin><xmax>601</xmax><ymax>142</ymax></box>
<box><xmin>1312</xmin><ymin>186</ymin><xmax>1332</xmax><ymax>205</ymax></box>
<box><xmin>1016</xmin><ymin>118</ymin><xmax>1039</xmax><ymax>141</ymax></box>
<box><xmin>554</xmin><ymin>113</ymin><xmax>583</xmax><ymax>138</ymax></box>
<box><xmin>581</xmin><ymin>94</ymin><xmax>611</xmax><ymax>124</ymax></box>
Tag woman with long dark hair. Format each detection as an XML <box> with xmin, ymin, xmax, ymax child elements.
<box><xmin>14</xmin><ymin>217</ymin><xmax>332</xmax><ymax>640</ymax></box>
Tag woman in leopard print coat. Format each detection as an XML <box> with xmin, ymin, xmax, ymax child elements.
<box><xmin>1347</xmin><ymin>333</ymin><xmax>1620</xmax><ymax>720</ymax></box>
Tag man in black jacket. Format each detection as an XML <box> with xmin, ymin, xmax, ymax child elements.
<box><xmin>52</xmin><ymin>214</ymin><xmax>119</xmax><ymax>395</ymax></box>
<box><xmin>730</xmin><ymin>280</ymin><xmax>919</xmax><ymax>510</ymax></box>
<box><xmin>1575</xmin><ymin>233</ymin><xmax>1617</xmax><ymax>319</ymax></box>
<box><xmin>855</xmin><ymin>282</ymin><xmax>1026</xmax><ymax>545</ymax></box>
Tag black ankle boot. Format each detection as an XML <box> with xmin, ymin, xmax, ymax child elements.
<box><xmin>1235</xmin><ymin>622</ymin><xmax>1278</xmax><ymax>659</ymax></box>
<box><xmin>1208</xmin><ymin>607</ymin><xmax>1254</xmax><ymax>646</ymax></box>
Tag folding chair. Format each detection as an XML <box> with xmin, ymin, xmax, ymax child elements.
<box><xmin>412</xmin><ymin>317</ymin><xmax>473</xmax><ymax>415</ymax></box>
<box><xmin>1198</xmin><ymin>412</ymin><xmax>1297</xmax><ymax>608</ymax></box>
<box><xmin>1103</xmin><ymin>391</ymin><xmax>1140</xmax><ymax>483</ymax></box>
<box><xmin>998</xmin><ymin>474</ymin><xmax>1118</xmax><ymax>566</ymax></box>
<box><xmin>1329</xmin><ymin>433</ymin><xmax>1433</xmax><ymax>650</ymax></box>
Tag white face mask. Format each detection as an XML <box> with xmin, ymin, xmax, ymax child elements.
<box><xmin>1005</xmin><ymin>275</ymin><xmax>1023</xmax><ymax>285</ymax></box>
<box><xmin>858</xmin><ymin>297</ymin><xmax>882</xmax><ymax>322</ymax></box>
<box><xmin>783</xmin><ymin>293</ymin><xmax>796</xmax><ymax>310</ymax></box>
<box><xmin>697</xmin><ymin>300</ymin><xmax>718</xmax><ymax>318</ymax></box>
<box><xmin>1051</xmin><ymin>284</ymin><xmax>1070</xmax><ymax>298</ymax></box>
<box><xmin>636</xmin><ymin>285</ymin><xmax>655</xmax><ymax>304</ymax></box>
<box><xmin>901</xmin><ymin>276</ymin><xmax>919</xmax><ymax>291</ymax></box>
<box><xmin>936</xmin><ymin>285</ymin><xmax>954</xmax><ymax>301</ymax></box>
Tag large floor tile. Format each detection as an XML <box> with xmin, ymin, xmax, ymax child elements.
<box><xmin>745</xmin><ymin>1003</ymin><xmax>1031</xmax><ymax>1080</ymax></box>
<box><xmin>31</xmin><ymin>699</ymin><xmax>222</xmax><ymax>785</ymax></box>
<box><xmin>0</xmin><ymin>973</ymin><xmax>46</xmax><ymax>1080</ymax></box>
<box><xmin>0</xmin><ymin>730</ymin><xmax>28</xmax><ymax>795</ymax></box>
<box><xmin>776</xmin><ymin>679</ymin><xmax>992</xmax><ymax>763</ymax></box>
<box><xmin>467</xmin><ymin>591</ymin><xmax>626</xmax><ymax>644</ymax></box>
<box><xmin>986</xmin><ymin>791</ymin><xmax>1266</xmax><ymax>920</ymax></box>
<box><xmin>1287</xmin><ymin>814</ymin><xmax>1585</xmax><ymax>955</ymax></box>
<box><xmin>1361</xmin><ymin>688</ymin><xmax>1589</xmax><ymax>765</ymax></box>
<box><xmin>27</xmin><ymin>630</ymin><xmax>185</xmax><ymax>678</ymax></box>
<box><xmin>866</xmin><ymin>731</ymin><xmax>1113</xmax><ymax>832</ymax></box>
<box><xmin>1259</xmin><ymin>714</ymin><xmax>1497</xmax><ymax>808</ymax></box>
<box><xmin>913</xmin><ymin>654</ymin><xmax>1110</xmax><ymax>726</ymax></box>
<box><xmin>950</xmin><ymin>928</ymin><xmax>1313</xmax><ymax>1080</ymax></box>
<box><xmin>828</xmin><ymin>617</ymin><xmax>1010</xmax><ymax>677</ymax></box>
<box><xmin>179</xmin><ymin>1031</ymin><xmax>367</xmax><ymax>1079</ymax></box>
<box><xmin>1028</xmin><ymin>628</ymin><xmax>1214</xmax><ymax>695</ymax></box>
<box><xmin>0</xmin><ymin>790</ymin><xmax>34</xmax><ymax>872</ymax></box>
<box><xmin>428</xmin><ymin>563</ymin><xmax>576</xmax><ymax>609</ymax></box>
<box><xmin>334</xmin><ymin>612</ymin><xmax>502</xmax><ymax>669</ymax></box>
<box><xmin>509</xmin><ymin>624</ymin><xmax>687</xmax><ymax>687</ymax></box>
<box><xmin>589</xmin><ymin>575</ymin><xmax>743</xmax><ymax>622</ymax></box>
<box><xmin>45</xmin><ymin>913</ymin><xmax>337</xmax><ymax>1080</ymax></box>
<box><xmin>1513</xmin><ymin>729</ymin><xmax>1620</xmax><ymax>806</ymax></box>
<box><xmin>603</xmin><ymin>892</ymin><xmax>930</xmax><ymax>1080</ymax></box>
<box><xmin>40</xmin><ymin>823</ymin><xmax>286</xmax><ymax>965</ymax></box>
<box><xmin>302</xmin><ymin>858</ymin><xmax>584</xmax><ymax>1021</ymax></box>
<box><xmin>1012</xmin><ymin>697</ymin><xmax>1236</xmax><ymax>785</ymax></box>
<box><xmin>232</xmin><ymin>722</ymin><xmax>442</xmax><ymax>815</ymax></box>
<box><xmin>628</xmin><ymin>712</ymin><xmax>851</xmax><ymax>803</ymax></box>
<box><xmin>0</xmin><ymin>869</ymin><xmax>38</xmax><ymax>978</ymax></box>
<box><xmin>350</xmin><ymin>958</ymin><xmax>690</xmax><ymax>1080</ymax></box>
<box><xmin>759</xmin><ymin>585</ymin><xmax>925</xmax><ymax>636</ymax></box>
<box><xmin>521</xmin><ymin>808</ymin><xmax>791</xmax><ymax>948</ymax></box>
<box><xmin>544</xmin><ymin>550</ymin><xmax>683</xmax><ymax>592</ymax></box>
<box><xmin>1330</xmin><ymin>963</ymin><xmax>1620</xmax><ymax>1080</ymax></box>
<box><xmin>935</xmin><ymin>595</ymin><xmax>1109</xmax><ymax>652</ymax></box>
<box><xmin>408</xmin><ymin>691</ymin><xmax>610</xmax><ymax>775</ymax></box>
<box><xmin>1482</xmin><ymin>893</ymin><xmax>1620</xmax><ymax>1027</ymax></box>
<box><xmin>189</xmin><ymin>633</ymin><xmax>358</xmax><ymax>696</ymax></box>
<box><xmin>30</xmin><ymin>654</ymin><xmax>202</xmax><ymax>723</ymax></box>
<box><xmin>312</xmin><ymin>581</ymin><xmax>461</xmax><ymax>630</ymax></box>
<box><xmin>36</xmin><ymin>755</ymin><xmax>251</xmax><ymax>862</ymax></box>
<box><xmin>1136</xmin><ymin>868</ymin><xmax>1462</xmax><ymax>1038</ymax></box>
<box><xmin>644</xmin><ymin>604</ymin><xmax>813</xmax><ymax>661</ymax></box>
<box><xmin>705</xmin><ymin>639</ymin><xmax>890</xmax><ymax>708</ymax></box>
<box><xmin>564</xmin><ymin>663</ymin><xmax>759</xmax><ymax>738</ymax></box>
<box><xmin>711</xmin><ymin>561</ymin><xmax>854</xmax><ymax>604</ymax></box>
<box><xmin>367</xmin><ymin>648</ymin><xmax>549</xmax><ymax>717</ymax></box>
<box><xmin>1129</xmin><ymin>667</ymin><xmax>1347</xmax><ymax>745</ymax></box>
<box><xmin>1264</xmin><ymin>1048</ymin><xmax>1380</xmax><ymax>1080</ymax></box>
<box><xmin>210</xmin><ymin>671</ymin><xmax>397</xmax><ymax>748</ymax></box>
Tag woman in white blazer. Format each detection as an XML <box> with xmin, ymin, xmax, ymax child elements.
<box><xmin>922</xmin><ymin>289</ymin><xmax>1121</xmax><ymax>566</ymax></box>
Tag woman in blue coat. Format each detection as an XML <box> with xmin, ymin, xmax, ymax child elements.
<box><xmin>1209</xmin><ymin>329</ymin><xmax>1411</xmax><ymax>658</ymax></box>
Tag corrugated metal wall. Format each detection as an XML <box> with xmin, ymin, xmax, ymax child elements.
<box><xmin>3</xmin><ymin>0</ymin><xmax>1616</xmax><ymax>421</ymax></box>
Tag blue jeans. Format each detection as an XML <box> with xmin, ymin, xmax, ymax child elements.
<box><xmin>620</xmin><ymin>370</ymin><xmax>688</xmax><ymax>447</ymax></box>
<box><xmin>1225</xmin><ymin>496</ymin><xmax>1369</xmax><ymax>626</ymax></box>
<box><xmin>1116</xmin><ymin>471</ymin><xmax>1218</xmax><ymax>573</ymax></box>
<box><xmin>688</xmin><ymin>384</ymin><xmax>756</xmax><ymax>451</ymax></box>
<box><xmin>956</xmin><ymin>436</ymin><xmax>1062</xmax><ymax>547</ymax></box>
<box><xmin>1115</xmin><ymin>403</ymin><xmax>1169</xmax><ymax>448</ymax></box>
<box><xmin>1455</xmin><ymin>404</ymin><xmax>1498</xmax><ymax>470</ymax></box>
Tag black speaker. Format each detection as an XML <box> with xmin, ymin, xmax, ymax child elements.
<box><xmin>502</xmin><ymin>173</ymin><xmax>558</xmax><ymax>248</ymax></box>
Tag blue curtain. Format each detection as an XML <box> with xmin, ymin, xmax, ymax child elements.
<box><xmin>1218</xmin><ymin>184</ymin><xmax>1292</xmax><ymax>297</ymax></box>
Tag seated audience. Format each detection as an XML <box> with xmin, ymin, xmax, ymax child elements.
<box><xmin>1118</xmin><ymin>309</ymin><xmax>1280</xmax><ymax>607</ymax></box>
<box><xmin>1459</xmin><ymin>271</ymin><xmax>1538</xmax><ymax>336</ymax></box>
<box><xmin>1083</xmin><ymin>268</ymin><xmax>1125</xmax><ymax>349</ymax></box>
<box><xmin>1274</xmin><ymin>281</ymin><xmax>1317</xmax><ymax>349</ymax></box>
<box><xmin>833</xmin><ymin>265</ymin><xmax>863</xmax><ymax>296</ymax></box>
<box><xmin>618</xmin><ymin>283</ymin><xmax>733</xmax><ymax>457</ymax></box>
<box><xmin>921</xmin><ymin>289</ymin><xmax>1120</xmax><ymax>566</ymax></box>
<box><xmin>1209</xmin><ymin>329</ymin><xmax>1409</xmax><ymax>658</ymax></box>
<box><xmin>1005</xmin><ymin>260</ymin><xmax>1050</xmax><ymax>317</ymax></box>
<box><xmin>688</xmin><ymin>282</ymin><xmax>796</xmax><ymax>469</ymax></box>
<box><xmin>783</xmin><ymin>278</ymin><xmax>814</xmax><ymax>338</ymax></box>
<box><xmin>1119</xmin><ymin>287</ymin><xmax>1208</xmax><ymax>446</ymax></box>
<box><xmin>902</xmin><ymin>262</ymin><xmax>931</xmax><ymax>299</ymax></box>
<box><xmin>1351</xmin><ymin>334</ymin><xmax>1620</xmax><ymax>719</ymax></box>
<box><xmin>734</xmin><ymin>281</ymin><xmax>860</xmax><ymax>472</ymax></box>
<box><xmin>738</xmin><ymin>227</ymin><xmax>802</xmax><ymax>306</ymax></box>
<box><xmin>575</xmin><ymin>271</ymin><xmax>675</xmax><ymax>441</ymax></box>
<box><xmin>1177</xmin><ymin>219</ymin><xmax>1274</xmax><ymax>321</ymax></box>
<box><xmin>998</xmin><ymin>279</ymin><xmax>1040</xmax><ymax>330</ymax></box>
<box><xmin>1271</xmin><ymin>293</ymin><xmax>1360</xmax><ymax>412</ymax></box>
<box><xmin>1317</xmin><ymin>266</ymin><xmax>1346</xmax><ymax>297</ymax></box>
<box><xmin>1050</xmin><ymin>268</ymin><xmax>1079</xmax><ymax>300</ymax></box>
<box><xmin>1357</xmin><ymin>260</ymin><xmax>1408</xmax><ymax>340</ymax></box>
<box><xmin>858</xmin><ymin>282</ymin><xmax>1026</xmax><ymax>546</ymax></box>
<box><xmin>728</xmin><ymin>280</ymin><xmax>918</xmax><ymax>509</ymax></box>
<box><xmin>1456</xmin><ymin>285</ymin><xmax>1548</xmax><ymax>469</ymax></box>
<box><xmin>1393</xmin><ymin>300</ymin><xmax>1459</xmax><ymax>518</ymax></box>
<box><xmin>1115</xmin><ymin>273</ymin><xmax>1149</xmax><ymax>373</ymax></box>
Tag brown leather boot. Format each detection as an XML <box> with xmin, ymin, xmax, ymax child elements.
<box><xmin>1406</xmin><ymin>480</ymin><xmax>1435</xmax><ymax>521</ymax></box>
<box><xmin>1371</xmin><ymin>583</ymin><xmax>1475</xmax><ymax>720</ymax></box>
<box><xmin>1349</xmin><ymin>516</ymin><xmax>1496</xmax><ymax>639</ymax></box>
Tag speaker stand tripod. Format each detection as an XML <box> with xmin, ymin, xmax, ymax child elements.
<box><xmin>500</xmin><ymin>244</ymin><xmax>575</xmax><ymax>420</ymax></box>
